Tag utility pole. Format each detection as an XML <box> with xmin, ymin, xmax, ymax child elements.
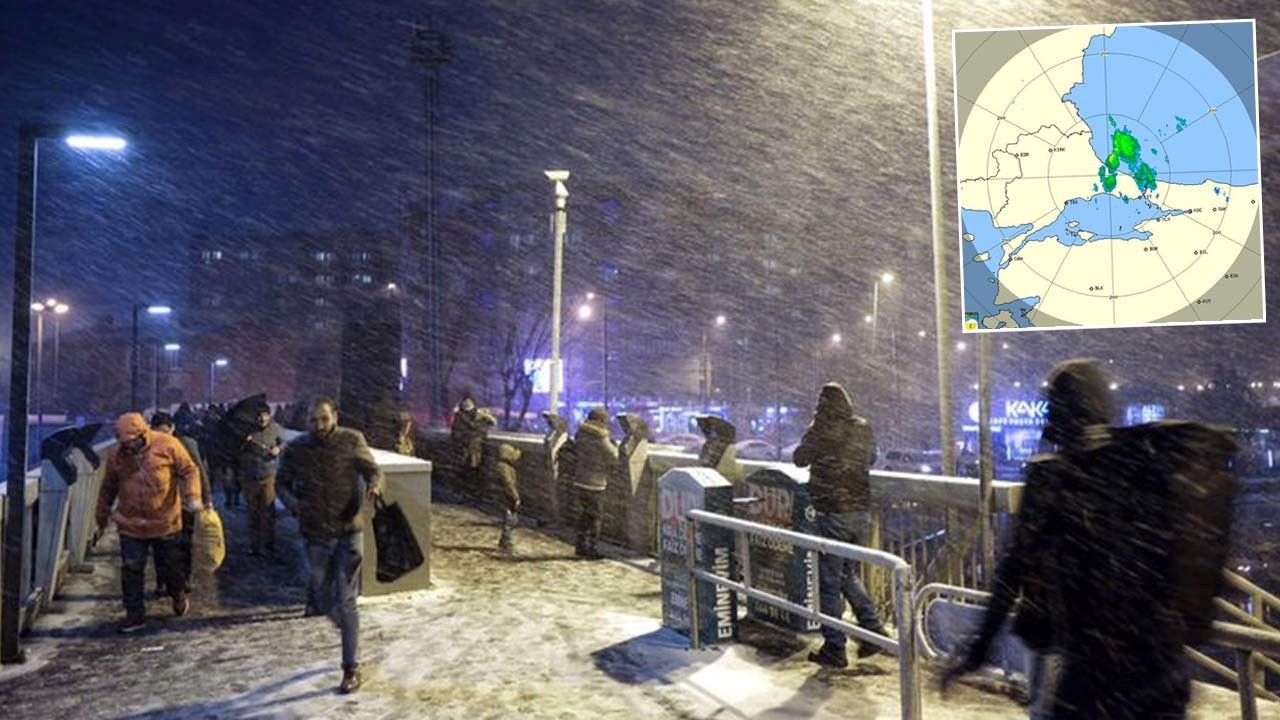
<box><xmin>408</xmin><ymin>17</ymin><xmax>452</xmax><ymax>422</ymax></box>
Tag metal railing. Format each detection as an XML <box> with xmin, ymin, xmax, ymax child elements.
<box><xmin>913</xmin><ymin>582</ymin><xmax>1280</xmax><ymax>720</ymax></box>
<box><xmin>684</xmin><ymin>508</ymin><xmax>921</xmax><ymax>720</ymax></box>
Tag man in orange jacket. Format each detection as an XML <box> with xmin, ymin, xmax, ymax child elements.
<box><xmin>96</xmin><ymin>412</ymin><xmax>203</xmax><ymax>632</ymax></box>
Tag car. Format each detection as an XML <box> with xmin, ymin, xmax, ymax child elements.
<box><xmin>653</xmin><ymin>433</ymin><xmax>704</xmax><ymax>453</ymax></box>
<box><xmin>734</xmin><ymin>439</ymin><xmax>781</xmax><ymax>461</ymax></box>
<box><xmin>879</xmin><ymin>448</ymin><xmax>945</xmax><ymax>474</ymax></box>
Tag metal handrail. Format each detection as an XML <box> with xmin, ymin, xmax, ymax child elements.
<box><xmin>912</xmin><ymin>583</ymin><xmax>1280</xmax><ymax>719</ymax></box>
<box><xmin>683</xmin><ymin>508</ymin><xmax>920</xmax><ymax>720</ymax></box>
<box><xmin>1224</xmin><ymin>569</ymin><xmax>1280</xmax><ymax>616</ymax></box>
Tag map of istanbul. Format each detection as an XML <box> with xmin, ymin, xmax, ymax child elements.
<box><xmin>955</xmin><ymin>21</ymin><xmax>1264</xmax><ymax>332</ymax></box>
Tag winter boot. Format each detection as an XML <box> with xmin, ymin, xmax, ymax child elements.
<box><xmin>808</xmin><ymin>642</ymin><xmax>849</xmax><ymax>668</ymax></box>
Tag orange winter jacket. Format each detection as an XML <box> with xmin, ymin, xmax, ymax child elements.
<box><xmin>96</xmin><ymin>431</ymin><xmax>202</xmax><ymax>539</ymax></box>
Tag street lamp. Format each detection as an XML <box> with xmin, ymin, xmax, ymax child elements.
<box><xmin>545</xmin><ymin>169</ymin><xmax>570</xmax><ymax>415</ymax></box>
<box><xmin>208</xmin><ymin>357</ymin><xmax>229</xmax><ymax>404</ymax></box>
<box><xmin>576</xmin><ymin>295</ymin><xmax>610</xmax><ymax>410</ymax></box>
<box><xmin>701</xmin><ymin>315</ymin><xmax>727</xmax><ymax>407</ymax></box>
<box><xmin>156</xmin><ymin>342</ymin><xmax>181</xmax><ymax>411</ymax></box>
<box><xmin>131</xmin><ymin>304</ymin><xmax>171</xmax><ymax>411</ymax></box>
<box><xmin>6</xmin><ymin>123</ymin><xmax>125</xmax><ymax>663</ymax></box>
<box><xmin>52</xmin><ymin>303</ymin><xmax>68</xmax><ymax>409</ymax></box>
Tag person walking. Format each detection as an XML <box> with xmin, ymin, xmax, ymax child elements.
<box><xmin>95</xmin><ymin>412</ymin><xmax>203</xmax><ymax>632</ymax></box>
<box><xmin>150</xmin><ymin>411</ymin><xmax>212</xmax><ymax>594</ymax></box>
<box><xmin>572</xmin><ymin>407</ymin><xmax>618</xmax><ymax>559</ymax></box>
<box><xmin>943</xmin><ymin>359</ymin><xmax>1239</xmax><ymax>719</ymax></box>
<box><xmin>239</xmin><ymin>401</ymin><xmax>285</xmax><ymax>558</ymax></box>
<box><xmin>277</xmin><ymin>397</ymin><xmax>383</xmax><ymax>694</ymax></box>
<box><xmin>793</xmin><ymin>382</ymin><xmax>886</xmax><ymax>668</ymax></box>
<box><xmin>494</xmin><ymin>443</ymin><xmax>522</xmax><ymax>553</ymax></box>
<box><xmin>394</xmin><ymin>409</ymin><xmax>417</xmax><ymax>457</ymax></box>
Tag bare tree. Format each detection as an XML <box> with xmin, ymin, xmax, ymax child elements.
<box><xmin>496</xmin><ymin>313</ymin><xmax>550</xmax><ymax>431</ymax></box>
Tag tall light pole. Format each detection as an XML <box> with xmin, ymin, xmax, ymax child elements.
<box><xmin>700</xmin><ymin>314</ymin><xmax>727</xmax><ymax>407</ymax></box>
<box><xmin>208</xmin><ymin>357</ymin><xmax>229</xmax><ymax>405</ymax></box>
<box><xmin>131</xmin><ymin>304</ymin><xmax>171</xmax><ymax>411</ymax></box>
<box><xmin>30</xmin><ymin>303</ymin><xmax>47</xmax><ymax>447</ymax></box>
<box><xmin>162</xmin><ymin>343</ymin><xmax>180</xmax><ymax>407</ymax></box>
<box><xmin>5</xmin><ymin>124</ymin><xmax>126</xmax><ymax>664</ymax></box>
<box><xmin>577</xmin><ymin>296</ymin><xmax>610</xmax><ymax>411</ymax></box>
<box><xmin>545</xmin><ymin>170</ymin><xmax>569</xmax><ymax>416</ymax></box>
<box><xmin>871</xmin><ymin>271</ymin><xmax>894</xmax><ymax>357</ymax></box>
<box><xmin>52</xmin><ymin>302</ymin><xmax>68</xmax><ymax>409</ymax></box>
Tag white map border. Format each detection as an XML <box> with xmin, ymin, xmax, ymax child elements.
<box><xmin>951</xmin><ymin>18</ymin><xmax>1266</xmax><ymax>334</ymax></box>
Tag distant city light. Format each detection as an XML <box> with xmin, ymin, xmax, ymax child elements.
<box><xmin>1177</xmin><ymin>385</ymin><xmax>1185</xmax><ymax>392</ymax></box>
<box><xmin>830</xmin><ymin>333</ymin><xmax>842</xmax><ymax>345</ymax></box>
<box><xmin>917</xmin><ymin>330</ymin><xmax>926</xmax><ymax>338</ymax></box>
<box><xmin>956</xmin><ymin>341</ymin><xmax>967</xmax><ymax>351</ymax></box>
<box><xmin>715</xmin><ymin>314</ymin><xmax>727</xmax><ymax>327</ymax></box>
<box><xmin>1041</xmin><ymin>381</ymin><xmax>1049</xmax><ymax>388</ymax></box>
<box><xmin>576</xmin><ymin>304</ymin><xmax>593</xmax><ymax>321</ymax></box>
<box><xmin>29</xmin><ymin>302</ymin><xmax>44</xmax><ymax>312</ymax></box>
<box><xmin>586</xmin><ymin>292</ymin><xmax>596</xmax><ymax>300</ymax></box>
<box><xmin>1108</xmin><ymin>382</ymin><xmax>1119</xmax><ymax>390</ymax></box>
<box><xmin>1013</xmin><ymin>381</ymin><xmax>1021</xmax><ymax>388</ymax></box>
<box><xmin>65</xmin><ymin>134</ymin><xmax>127</xmax><ymax>150</ymax></box>
<box><xmin>44</xmin><ymin>298</ymin><xmax>57</xmax><ymax>308</ymax></box>
<box><xmin>54</xmin><ymin>303</ymin><xmax>69</xmax><ymax>314</ymax></box>
<box><xmin>164</xmin><ymin>343</ymin><xmax>181</xmax><ymax>351</ymax></box>
<box><xmin>1001</xmin><ymin>342</ymin><xmax>1009</xmax><ymax>350</ymax></box>
<box><xmin>214</xmin><ymin>358</ymin><xmax>229</xmax><ymax>367</ymax></box>
<box><xmin>971</xmin><ymin>383</ymin><xmax>979</xmax><ymax>390</ymax></box>
<box><xmin>880</xmin><ymin>272</ymin><xmax>895</xmax><ymax>285</ymax></box>
<box><xmin>386</xmin><ymin>283</ymin><xmax>397</xmax><ymax>291</ymax></box>
<box><xmin>864</xmin><ymin>314</ymin><xmax>873</xmax><ymax>324</ymax></box>
<box><xmin>147</xmin><ymin>305</ymin><xmax>172</xmax><ymax>315</ymax></box>
<box><xmin>1196</xmin><ymin>384</ymin><xmax>1204</xmax><ymax>392</ymax></box>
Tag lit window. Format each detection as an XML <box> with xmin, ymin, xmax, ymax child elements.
<box><xmin>314</xmin><ymin>251</ymin><xmax>336</xmax><ymax>263</ymax></box>
<box><xmin>315</xmin><ymin>274</ymin><xmax>336</xmax><ymax>287</ymax></box>
<box><xmin>351</xmin><ymin>251</ymin><xmax>372</xmax><ymax>263</ymax></box>
<box><xmin>353</xmin><ymin>273</ymin><xmax>374</xmax><ymax>285</ymax></box>
<box><xmin>314</xmin><ymin>297</ymin><xmax>329</xmax><ymax>307</ymax></box>
<box><xmin>201</xmin><ymin>250</ymin><xmax>223</xmax><ymax>263</ymax></box>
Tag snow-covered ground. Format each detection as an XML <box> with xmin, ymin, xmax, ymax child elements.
<box><xmin>0</xmin><ymin>500</ymin><xmax>1271</xmax><ymax>719</ymax></box>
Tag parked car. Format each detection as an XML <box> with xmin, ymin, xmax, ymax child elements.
<box><xmin>878</xmin><ymin>448</ymin><xmax>945</xmax><ymax>474</ymax></box>
<box><xmin>653</xmin><ymin>433</ymin><xmax>704</xmax><ymax>453</ymax></box>
<box><xmin>734</xmin><ymin>439</ymin><xmax>781</xmax><ymax>461</ymax></box>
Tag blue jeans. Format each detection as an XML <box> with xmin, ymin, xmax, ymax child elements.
<box><xmin>120</xmin><ymin>532</ymin><xmax>183</xmax><ymax>619</ymax></box>
<box><xmin>815</xmin><ymin>511</ymin><xmax>883</xmax><ymax>650</ymax></box>
<box><xmin>304</xmin><ymin>533</ymin><xmax>363</xmax><ymax>669</ymax></box>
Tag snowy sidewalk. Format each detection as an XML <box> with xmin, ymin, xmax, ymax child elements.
<box><xmin>0</xmin><ymin>500</ymin><xmax>1270</xmax><ymax>719</ymax></box>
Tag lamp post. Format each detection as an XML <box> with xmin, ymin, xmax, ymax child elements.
<box><xmin>29</xmin><ymin>298</ymin><xmax>64</xmax><ymax>447</ymax></box>
<box><xmin>162</xmin><ymin>344</ymin><xmax>180</xmax><ymax>407</ymax></box>
<box><xmin>131</xmin><ymin>304</ymin><xmax>171</xmax><ymax>411</ymax></box>
<box><xmin>576</xmin><ymin>296</ymin><xmax>610</xmax><ymax>411</ymax></box>
<box><xmin>545</xmin><ymin>170</ymin><xmax>569</xmax><ymax>416</ymax></box>
<box><xmin>52</xmin><ymin>302</ymin><xmax>68</xmax><ymax>409</ymax></box>
<box><xmin>208</xmin><ymin>357</ymin><xmax>229</xmax><ymax>405</ymax></box>
<box><xmin>700</xmin><ymin>314</ymin><xmax>727</xmax><ymax>407</ymax></box>
<box><xmin>6</xmin><ymin>124</ymin><xmax>126</xmax><ymax>664</ymax></box>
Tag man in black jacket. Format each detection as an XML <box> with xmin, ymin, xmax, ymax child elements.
<box><xmin>793</xmin><ymin>383</ymin><xmax>885</xmax><ymax>668</ymax></box>
<box><xmin>278</xmin><ymin>397</ymin><xmax>383</xmax><ymax>695</ymax></box>
<box><xmin>572</xmin><ymin>407</ymin><xmax>618</xmax><ymax>559</ymax></box>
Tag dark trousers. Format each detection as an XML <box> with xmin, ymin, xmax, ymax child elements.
<box><xmin>245</xmin><ymin>475</ymin><xmax>277</xmax><ymax>552</ymax></box>
<box><xmin>304</xmin><ymin>533</ymin><xmax>363</xmax><ymax>670</ymax></box>
<box><xmin>1050</xmin><ymin>652</ymin><xmax>1189</xmax><ymax>719</ymax></box>
<box><xmin>574</xmin><ymin>487</ymin><xmax>605</xmax><ymax>546</ymax></box>
<box><xmin>499</xmin><ymin>509</ymin><xmax>519</xmax><ymax>549</ymax></box>
<box><xmin>221</xmin><ymin>466</ymin><xmax>242</xmax><ymax>506</ymax></box>
<box><xmin>120</xmin><ymin>532</ymin><xmax>184</xmax><ymax>619</ymax></box>
<box><xmin>814</xmin><ymin>511</ymin><xmax>883</xmax><ymax>650</ymax></box>
<box><xmin>172</xmin><ymin>509</ymin><xmax>196</xmax><ymax>591</ymax></box>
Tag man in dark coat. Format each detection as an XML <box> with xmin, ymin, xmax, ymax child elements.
<box><xmin>277</xmin><ymin>397</ymin><xmax>383</xmax><ymax>695</ymax></box>
<box><xmin>572</xmin><ymin>407</ymin><xmax>618</xmax><ymax>559</ymax></box>
<box><xmin>943</xmin><ymin>358</ymin><xmax>1239</xmax><ymax>720</ymax></box>
<box><xmin>793</xmin><ymin>382</ymin><xmax>885</xmax><ymax>668</ymax></box>
<box><xmin>238</xmin><ymin>402</ymin><xmax>285</xmax><ymax>557</ymax></box>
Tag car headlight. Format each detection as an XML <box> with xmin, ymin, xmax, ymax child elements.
<box><xmin>919</xmin><ymin>464</ymin><xmax>932</xmax><ymax>473</ymax></box>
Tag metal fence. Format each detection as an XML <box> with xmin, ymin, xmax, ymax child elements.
<box><xmin>684</xmin><ymin>508</ymin><xmax>921</xmax><ymax>720</ymax></box>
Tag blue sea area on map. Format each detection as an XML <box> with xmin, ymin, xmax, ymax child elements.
<box><xmin>1004</xmin><ymin>194</ymin><xmax>1186</xmax><ymax>259</ymax></box>
<box><xmin>961</xmin><ymin>209</ymin><xmax>1039</xmax><ymax>327</ymax></box>
<box><xmin>1062</xmin><ymin>25</ymin><xmax>1257</xmax><ymax>186</ymax></box>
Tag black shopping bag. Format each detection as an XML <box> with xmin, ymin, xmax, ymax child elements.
<box><xmin>372</xmin><ymin>496</ymin><xmax>425</xmax><ymax>583</ymax></box>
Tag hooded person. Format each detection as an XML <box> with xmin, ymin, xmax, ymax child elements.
<box><xmin>450</xmin><ymin>392</ymin><xmax>496</xmax><ymax>495</ymax></box>
<box><xmin>95</xmin><ymin>412</ymin><xmax>203</xmax><ymax>632</ymax></box>
<box><xmin>793</xmin><ymin>382</ymin><xmax>885</xmax><ymax>668</ymax></box>
<box><xmin>944</xmin><ymin>358</ymin><xmax>1239</xmax><ymax>720</ymax></box>
<box><xmin>572</xmin><ymin>407</ymin><xmax>618</xmax><ymax>559</ymax></box>
<box><xmin>494</xmin><ymin>443</ymin><xmax>522</xmax><ymax>552</ymax></box>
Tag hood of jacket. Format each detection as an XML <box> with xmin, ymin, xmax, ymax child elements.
<box><xmin>816</xmin><ymin>383</ymin><xmax>854</xmax><ymax>420</ymax></box>
<box><xmin>497</xmin><ymin>443</ymin><xmax>521</xmax><ymax>464</ymax></box>
<box><xmin>1043</xmin><ymin>359</ymin><xmax>1114</xmax><ymax>445</ymax></box>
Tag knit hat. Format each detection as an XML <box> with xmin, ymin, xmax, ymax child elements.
<box><xmin>116</xmin><ymin>412</ymin><xmax>149</xmax><ymax>442</ymax></box>
<box><xmin>149</xmin><ymin>411</ymin><xmax>175</xmax><ymax>429</ymax></box>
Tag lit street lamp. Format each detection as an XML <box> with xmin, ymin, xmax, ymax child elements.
<box><xmin>5</xmin><ymin>124</ymin><xmax>125</xmax><ymax>663</ymax></box>
<box><xmin>545</xmin><ymin>170</ymin><xmax>569</xmax><ymax>415</ymax></box>
<box><xmin>131</xmin><ymin>304</ymin><xmax>171</xmax><ymax>411</ymax></box>
<box><xmin>701</xmin><ymin>315</ymin><xmax>727</xmax><ymax>407</ymax></box>
<box><xmin>208</xmin><ymin>357</ymin><xmax>229</xmax><ymax>404</ymax></box>
<box><xmin>156</xmin><ymin>342</ymin><xmax>181</xmax><ymax>411</ymax></box>
<box><xmin>576</xmin><ymin>295</ymin><xmax>611</xmax><ymax>411</ymax></box>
